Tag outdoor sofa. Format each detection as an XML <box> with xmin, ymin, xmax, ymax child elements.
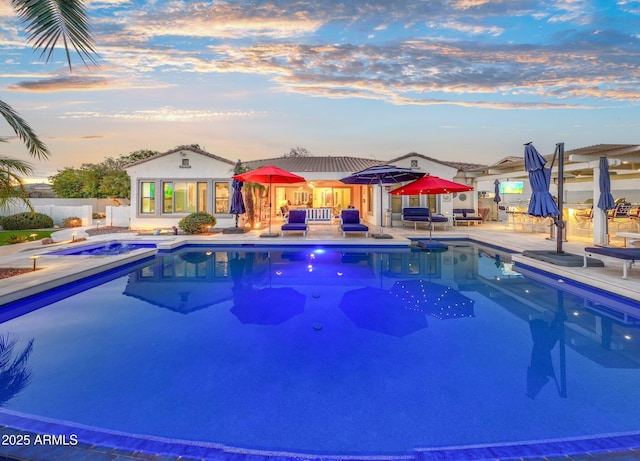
<box><xmin>401</xmin><ymin>207</ymin><xmax>448</xmax><ymax>230</ymax></box>
<box><xmin>453</xmin><ymin>208</ymin><xmax>483</xmax><ymax>226</ymax></box>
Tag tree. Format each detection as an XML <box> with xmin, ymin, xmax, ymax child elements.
<box><xmin>1</xmin><ymin>0</ymin><xmax>98</xmax><ymax>208</ymax></box>
<box><xmin>49</xmin><ymin>149</ymin><xmax>158</xmax><ymax>199</ymax></box>
<box><xmin>282</xmin><ymin>147</ymin><xmax>312</xmax><ymax>157</ymax></box>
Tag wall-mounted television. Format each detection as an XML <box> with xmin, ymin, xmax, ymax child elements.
<box><xmin>499</xmin><ymin>181</ymin><xmax>524</xmax><ymax>194</ymax></box>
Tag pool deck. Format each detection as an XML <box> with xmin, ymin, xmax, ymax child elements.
<box><xmin>1</xmin><ymin>221</ymin><xmax>640</xmax><ymax>461</ymax></box>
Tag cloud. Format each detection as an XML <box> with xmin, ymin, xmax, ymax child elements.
<box><xmin>59</xmin><ymin>106</ymin><xmax>265</xmax><ymax>121</ymax></box>
<box><xmin>8</xmin><ymin>76</ymin><xmax>109</xmax><ymax>92</ymax></box>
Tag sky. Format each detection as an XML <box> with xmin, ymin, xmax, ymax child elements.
<box><xmin>1</xmin><ymin>0</ymin><xmax>639</xmax><ymax>181</ymax></box>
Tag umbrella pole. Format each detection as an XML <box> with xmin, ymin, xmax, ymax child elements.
<box><xmin>269</xmin><ymin>177</ymin><xmax>272</xmax><ymax>235</ymax></box>
<box><xmin>556</xmin><ymin>143</ymin><xmax>565</xmax><ymax>254</ymax></box>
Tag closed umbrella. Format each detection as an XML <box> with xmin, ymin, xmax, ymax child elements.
<box><xmin>339</xmin><ymin>165</ymin><xmax>425</xmax><ymax>239</ymax></box>
<box><xmin>494</xmin><ymin>180</ymin><xmax>501</xmax><ymax>221</ymax></box>
<box><xmin>597</xmin><ymin>157</ymin><xmax>615</xmax><ymax>213</ymax></box>
<box><xmin>524</xmin><ymin>143</ymin><xmax>559</xmax><ymax>219</ymax></box>
<box><xmin>233</xmin><ymin>165</ymin><xmax>306</xmax><ymax>238</ymax></box>
<box><xmin>390</xmin><ymin>175</ymin><xmax>473</xmax><ymax>240</ymax></box>
<box><xmin>229</xmin><ymin>161</ymin><xmax>246</xmax><ymax>229</ymax></box>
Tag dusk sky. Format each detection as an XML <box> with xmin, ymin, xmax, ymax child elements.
<box><xmin>1</xmin><ymin>0</ymin><xmax>639</xmax><ymax>181</ymax></box>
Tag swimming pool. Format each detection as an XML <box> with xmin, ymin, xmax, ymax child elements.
<box><xmin>1</xmin><ymin>243</ymin><xmax>640</xmax><ymax>458</ymax></box>
<box><xmin>47</xmin><ymin>241</ymin><xmax>157</xmax><ymax>256</ymax></box>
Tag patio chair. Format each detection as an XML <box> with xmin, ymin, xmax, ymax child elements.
<box><xmin>281</xmin><ymin>209</ymin><xmax>308</xmax><ymax>237</ymax></box>
<box><xmin>340</xmin><ymin>209</ymin><xmax>369</xmax><ymax>238</ymax></box>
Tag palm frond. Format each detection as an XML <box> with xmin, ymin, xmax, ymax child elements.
<box><xmin>11</xmin><ymin>0</ymin><xmax>99</xmax><ymax>69</ymax></box>
<box><xmin>0</xmin><ymin>156</ymin><xmax>34</xmax><ymax>211</ymax></box>
<box><xmin>0</xmin><ymin>100</ymin><xmax>49</xmax><ymax>160</ymax></box>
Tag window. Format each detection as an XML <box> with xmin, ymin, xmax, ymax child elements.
<box><xmin>140</xmin><ymin>182</ymin><xmax>155</xmax><ymax>214</ymax></box>
<box><xmin>411</xmin><ymin>160</ymin><xmax>418</xmax><ymax>168</ymax></box>
<box><xmin>162</xmin><ymin>181</ymin><xmax>208</xmax><ymax>214</ymax></box>
<box><xmin>215</xmin><ymin>182</ymin><xmax>230</xmax><ymax>213</ymax></box>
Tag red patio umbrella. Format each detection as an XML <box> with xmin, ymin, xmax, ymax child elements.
<box><xmin>233</xmin><ymin>165</ymin><xmax>306</xmax><ymax>237</ymax></box>
<box><xmin>390</xmin><ymin>174</ymin><xmax>473</xmax><ymax>239</ymax></box>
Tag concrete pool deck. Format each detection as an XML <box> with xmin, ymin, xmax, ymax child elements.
<box><xmin>1</xmin><ymin>221</ymin><xmax>640</xmax><ymax>461</ymax></box>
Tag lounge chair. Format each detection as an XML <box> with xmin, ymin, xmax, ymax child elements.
<box><xmin>281</xmin><ymin>209</ymin><xmax>308</xmax><ymax>237</ymax></box>
<box><xmin>584</xmin><ymin>246</ymin><xmax>640</xmax><ymax>279</ymax></box>
<box><xmin>340</xmin><ymin>209</ymin><xmax>369</xmax><ymax>237</ymax></box>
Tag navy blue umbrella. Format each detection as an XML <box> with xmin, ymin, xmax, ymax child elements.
<box><xmin>597</xmin><ymin>157</ymin><xmax>615</xmax><ymax>213</ymax></box>
<box><xmin>524</xmin><ymin>144</ymin><xmax>559</xmax><ymax>218</ymax></box>
<box><xmin>340</xmin><ymin>165</ymin><xmax>425</xmax><ymax>238</ymax></box>
<box><xmin>339</xmin><ymin>287</ymin><xmax>428</xmax><ymax>337</ymax></box>
<box><xmin>229</xmin><ymin>161</ymin><xmax>246</xmax><ymax>228</ymax></box>
<box><xmin>493</xmin><ymin>180</ymin><xmax>501</xmax><ymax>221</ymax></box>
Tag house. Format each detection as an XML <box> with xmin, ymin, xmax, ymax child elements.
<box><xmin>124</xmin><ymin>146</ymin><xmax>482</xmax><ymax>230</ymax></box>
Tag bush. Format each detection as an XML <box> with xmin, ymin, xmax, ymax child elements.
<box><xmin>92</xmin><ymin>212</ymin><xmax>106</xmax><ymax>219</ymax></box>
<box><xmin>6</xmin><ymin>234</ymin><xmax>28</xmax><ymax>244</ymax></box>
<box><xmin>1</xmin><ymin>212</ymin><xmax>54</xmax><ymax>230</ymax></box>
<box><xmin>62</xmin><ymin>217</ymin><xmax>83</xmax><ymax>228</ymax></box>
<box><xmin>178</xmin><ymin>212</ymin><xmax>217</xmax><ymax>234</ymax></box>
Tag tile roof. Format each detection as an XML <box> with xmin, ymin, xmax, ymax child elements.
<box><xmin>243</xmin><ymin>156</ymin><xmax>384</xmax><ymax>173</ymax></box>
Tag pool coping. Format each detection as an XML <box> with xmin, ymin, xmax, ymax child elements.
<box><xmin>2</xmin><ymin>407</ymin><xmax>640</xmax><ymax>461</ymax></box>
<box><xmin>2</xmin><ymin>236</ymin><xmax>640</xmax><ymax>460</ymax></box>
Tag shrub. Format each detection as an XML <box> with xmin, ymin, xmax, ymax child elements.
<box><xmin>92</xmin><ymin>212</ymin><xmax>106</xmax><ymax>219</ymax></box>
<box><xmin>178</xmin><ymin>212</ymin><xmax>216</xmax><ymax>234</ymax></box>
<box><xmin>6</xmin><ymin>234</ymin><xmax>28</xmax><ymax>244</ymax></box>
<box><xmin>1</xmin><ymin>212</ymin><xmax>54</xmax><ymax>230</ymax></box>
<box><xmin>62</xmin><ymin>217</ymin><xmax>83</xmax><ymax>228</ymax></box>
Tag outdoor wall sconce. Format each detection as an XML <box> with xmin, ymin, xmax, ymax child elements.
<box><xmin>29</xmin><ymin>255</ymin><xmax>41</xmax><ymax>271</ymax></box>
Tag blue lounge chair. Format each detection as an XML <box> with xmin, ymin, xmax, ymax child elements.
<box><xmin>281</xmin><ymin>209</ymin><xmax>308</xmax><ymax>237</ymax></box>
<box><xmin>584</xmin><ymin>246</ymin><xmax>640</xmax><ymax>279</ymax></box>
<box><xmin>340</xmin><ymin>209</ymin><xmax>369</xmax><ymax>238</ymax></box>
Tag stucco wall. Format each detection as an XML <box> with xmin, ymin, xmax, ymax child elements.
<box><xmin>125</xmin><ymin>148</ymin><xmax>236</xmax><ymax>230</ymax></box>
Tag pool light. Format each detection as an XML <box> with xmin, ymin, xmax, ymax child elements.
<box><xmin>29</xmin><ymin>255</ymin><xmax>41</xmax><ymax>271</ymax></box>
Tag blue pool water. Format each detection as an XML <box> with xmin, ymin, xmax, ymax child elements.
<box><xmin>1</xmin><ymin>243</ymin><xmax>640</xmax><ymax>456</ymax></box>
<box><xmin>47</xmin><ymin>241</ymin><xmax>156</xmax><ymax>255</ymax></box>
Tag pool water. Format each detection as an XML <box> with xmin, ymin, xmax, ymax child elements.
<box><xmin>47</xmin><ymin>241</ymin><xmax>156</xmax><ymax>256</ymax></box>
<box><xmin>1</xmin><ymin>244</ymin><xmax>640</xmax><ymax>455</ymax></box>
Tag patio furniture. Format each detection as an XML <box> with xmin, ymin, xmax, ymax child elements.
<box><xmin>614</xmin><ymin>232</ymin><xmax>640</xmax><ymax>247</ymax></box>
<box><xmin>281</xmin><ymin>209</ymin><xmax>308</xmax><ymax>237</ymax></box>
<box><xmin>401</xmin><ymin>207</ymin><xmax>448</xmax><ymax>230</ymax></box>
<box><xmin>340</xmin><ymin>209</ymin><xmax>369</xmax><ymax>237</ymax></box>
<box><xmin>608</xmin><ymin>202</ymin><xmax>633</xmax><ymax>233</ymax></box>
<box><xmin>452</xmin><ymin>208</ymin><xmax>483</xmax><ymax>226</ymax></box>
<box><xmin>584</xmin><ymin>246</ymin><xmax>640</xmax><ymax>279</ymax></box>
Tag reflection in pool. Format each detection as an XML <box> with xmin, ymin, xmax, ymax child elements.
<box><xmin>1</xmin><ymin>243</ymin><xmax>640</xmax><ymax>456</ymax></box>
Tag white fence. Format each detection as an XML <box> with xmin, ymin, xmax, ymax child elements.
<box><xmin>106</xmin><ymin>206</ymin><xmax>131</xmax><ymax>227</ymax></box>
<box><xmin>305</xmin><ymin>207</ymin><xmax>333</xmax><ymax>223</ymax></box>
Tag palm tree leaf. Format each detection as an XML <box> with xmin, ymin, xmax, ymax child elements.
<box><xmin>0</xmin><ymin>100</ymin><xmax>49</xmax><ymax>160</ymax></box>
<box><xmin>11</xmin><ymin>0</ymin><xmax>98</xmax><ymax>69</ymax></box>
